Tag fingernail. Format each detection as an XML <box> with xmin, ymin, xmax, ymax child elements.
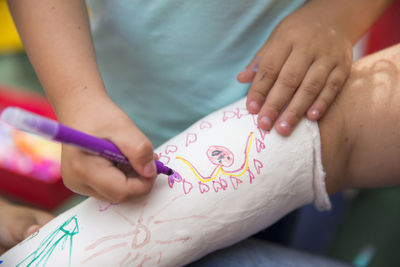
<box><xmin>310</xmin><ymin>109</ymin><xmax>320</xmax><ymax>119</ymax></box>
<box><xmin>279</xmin><ymin>121</ymin><xmax>291</xmax><ymax>132</ymax></box>
<box><xmin>238</xmin><ymin>69</ymin><xmax>247</xmax><ymax>76</ymax></box>
<box><xmin>260</xmin><ymin>116</ymin><xmax>272</xmax><ymax>129</ymax></box>
<box><xmin>249</xmin><ymin>101</ymin><xmax>261</xmax><ymax>112</ymax></box>
<box><xmin>143</xmin><ymin>161</ymin><xmax>156</xmax><ymax>177</ymax></box>
<box><xmin>25</xmin><ymin>225</ymin><xmax>39</xmax><ymax>237</ymax></box>
<box><xmin>251</xmin><ymin>56</ymin><xmax>261</xmax><ymax>72</ymax></box>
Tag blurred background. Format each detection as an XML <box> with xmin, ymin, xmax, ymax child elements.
<box><xmin>0</xmin><ymin>0</ymin><xmax>399</xmax><ymax>266</ymax></box>
<box><xmin>0</xmin><ymin>0</ymin><xmax>86</xmax><ymax>213</ymax></box>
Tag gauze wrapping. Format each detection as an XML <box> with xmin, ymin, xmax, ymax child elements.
<box><xmin>1</xmin><ymin>98</ymin><xmax>330</xmax><ymax>266</ymax></box>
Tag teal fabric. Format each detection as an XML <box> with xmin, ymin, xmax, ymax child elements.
<box><xmin>90</xmin><ymin>0</ymin><xmax>306</xmax><ymax>147</ymax></box>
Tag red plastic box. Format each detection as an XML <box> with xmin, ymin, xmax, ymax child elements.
<box><xmin>365</xmin><ymin>0</ymin><xmax>400</xmax><ymax>55</ymax></box>
<box><xmin>0</xmin><ymin>86</ymin><xmax>73</xmax><ymax>210</ymax></box>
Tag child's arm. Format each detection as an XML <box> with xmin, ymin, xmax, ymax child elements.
<box><xmin>7</xmin><ymin>0</ymin><xmax>157</xmax><ymax>202</ymax></box>
<box><xmin>238</xmin><ymin>0</ymin><xmax>393</xmax><ymax>136</ymax></box>
<box><xmin>3</xmin><ymin>44</ymin><xmax>400</xmax><ymax>266</ymax></box>
<box><xmin>0</xmin><ymin>96</ymin><xmax>330</xmax><ymax>266</ymax></box>
<box><xmin>0</xmin><ymin>196</ymin><xmax>53</xmax><ymax>254</ymax></box>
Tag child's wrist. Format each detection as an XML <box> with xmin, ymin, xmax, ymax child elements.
<box><xmin>53</xmin><ymin>89</ymin><xmax>113</xmax><ymax>124</ymax></box>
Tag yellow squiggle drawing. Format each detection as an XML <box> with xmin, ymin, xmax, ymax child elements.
<box><xmin>176</xmin><ymin>132</ymin><xmax>253</xmax><ymax>183</ymax></box>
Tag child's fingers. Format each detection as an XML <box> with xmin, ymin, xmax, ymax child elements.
<box><xmin>87</xmin><ymin>164</ymin><xmax>154</xmax><ymax>203</ymax></box>
<box><xmin>85</xmin><ymin>162</ymin><xmax>130</xmax><ymax>203</ymax></box>
<box><xmin>237</xmin><ymin>56</ymin><xmax>261</xmax><ymax>83</ymax></box>
<box><xmin>256</xmin><ymin>49</ymin><xmax>313</xmax><ymax>131</ymax></box>
<box><xmin>34</xmin><ymin>210</ymin><xmax>54</xmax><ymax>227</ymax></box>
<box><xmin>61</xmin><ymin>126</ymin><xmax>156</xmax><ymax>202</ymax></box>
<box><xmin>61</xmin><ymin>147</ymin><xmax>125</xmax><ymax>201</ymax></box>
<box><xmin>73</xmin><ymin>184</ymin><xmax>110</xmax><ymax>202</ymax></box>
<box><xmin>125</xmin><ymin>174</ymin><xmax>155</xmax><ymax>196</ymax></box>
<box><xmin>61</xmin><ymin>147</ymin><xmax>105</xmax><ymax>194</ymax></box>
<box><xmin>28</xmin><ymin>210</ymin><xmax>54</xmax><ymax>235</ymax></box>
<box><xmin>246</xmin><ymin>44</ymin><xmax>291</xmax><ymax>114</ymax></box>
<box><xmin>63</xmin><ymin>148</ymin><xmax>150</xmax><ymax>203</ymax></box>
<box><xmin>275</xmin><ymin>59</ymin><xmax>334</xmax><ymax>135</ymax></box>
<box><xmin>24</xmin><ymin>225</ymin><xmax>40</xmax><ymax>238</ymax></box>
<box><xmin>237</xmin><ymin>69</ymin><xmax>257</xmax><ymax>83</ymax></box>
<box><xmin>307</xmin><ymin>66</ymin><xmax>349</xmax><ymax>121</ymax></box>
<box><xmin>111</xmin><ymin>126</ymin><xmax>157</xmax><ymax>179</ymax></box>
<box><xmin>0</xmin><ymin>205</ymin><xmax>51</xmax><ymax>249</ymax></box>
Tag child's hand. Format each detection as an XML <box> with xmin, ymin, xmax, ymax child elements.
<box><xmin>237</xmin><ymin>2</ymin><xmax>353</xmax><ymax>136</ymax></box>
<box><xmin>0</xmin><ymin>198</ymin><xmax>53</xmax><ymax>254</ymax></box>
<box><xmin>58</xmin><ymin>97</ymin><xmax>157</xmax><ymax>203</ymax></box>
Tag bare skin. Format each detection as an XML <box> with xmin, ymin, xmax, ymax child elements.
<box><xmin>0</xmin><ymin>197</ymin><xmax>53</xmax><ymax>254</ymax></box>
<box><xmin>238</xmin><ymin>0</ymin><xmax>393</xmax><ymax>135</ymax></box>
<box><xmin>0</xmin><ymin>45</ymin><xmax>399</xmax><ymax>256</ymax></box>
<box><xmin>7</xmin><ymin>0</ymin><xmax>157</xmax><ymax>203</ymax></box>
<box><xmin>6</xmin><ymin>0</ymin><xmax>393</xmax><ymax>203</ymax></box>
<box><xmin>2</xmin><ymin>1</ymin><xmax>399</xmax><ymax>253</ymax></box>
<box><xmin>321</xmin><ymin>44</ymin><xmax>400</xmax><ymax>194</ymax></box>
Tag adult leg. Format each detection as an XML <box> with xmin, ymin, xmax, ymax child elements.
<box><xmin>3</xmin><ymin>44</ymin><xmax>400</xmax><ymax>266</ymax></box>
<box><xmin>320</xmin><ymin>43</ymin><xmax>400</xmax><ymax>192</ymax></box>
<box><xmin>192</xmin><ymin>43</ymin><xmax>400</xmax><ymax>267</ymax></box>
<box><xmin>0</xmin><ymin>100</ymin><xmax>330</xmax><ymax>266</ymax></box>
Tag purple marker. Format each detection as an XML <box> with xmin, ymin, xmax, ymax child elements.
<box><xmin>0</xmin><ymin>107</ymin><xmax>174</xmax><ymax>176</ymax></box>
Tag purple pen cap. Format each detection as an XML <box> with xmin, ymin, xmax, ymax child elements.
<box><xmin>1</xmin><ymin>107</ymin><xmax>58</xmax><ymax>138</ymax></box>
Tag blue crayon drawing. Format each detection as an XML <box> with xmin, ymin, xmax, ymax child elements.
<box><xmin>17</xmin><ymin>215</ymin><xmax>79</xmax><ymax>267</ymax></box>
